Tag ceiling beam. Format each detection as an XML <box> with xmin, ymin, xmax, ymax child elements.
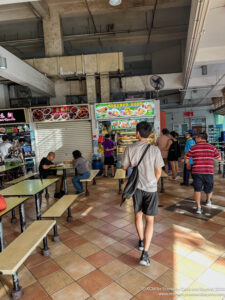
<box><xmin>0</xmin><ymin>46</ymin><xmax>55</xmax><ymax>96</ymax></box>
<box><xmin>0</xmin><ymin>0</ymin><xmax>38</xmax><ymax>4</ymax></box>
<box><xmin>29</xmin><ymin>0</ymin><xmax>49</xmax><ymax>18</ymax></box>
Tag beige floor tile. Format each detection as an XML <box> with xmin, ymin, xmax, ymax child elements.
<box><xmin>50</xmin><ymin>242</ymin><xmax>71</xmax><ymax>259</ymax></box>
<box><xmin>104</xmin><ymin>242</ymin><xmax>131</xmax><ymax>257</ymax></box>
<box><xmin>136</xmin><ymin>259</ymin><xmax>168</xmax><ymax>280</ymax></box>
<box><xmin>186</xmin><ymin>249</ymin><xmax>218</xmax><ymax>267</ymax></box>
<box><xmin>74</xmin><ymin>242</ymin><xmax>101</xmax><ymax>258</ymax></box>
<box><xmin>111</xmin><ymin>219</ymin><xmax>131</xmax><ymax>228</ymax></box>
<box><xmin>175</xmin><ymin>257</ymin><xmax>206</xmax><ymax>280</ymax></box>
<box><xmin>149</xmin><ymin>243</ymin><xmax>163</xmax><ymax>257</ymax></box>
<box><xmin>92</xmin><ymin>236</ymin><xmax>116</xmax><ymax>248</ymax></box>
<box><xmin>94</xmin><ymin>282</ymin><xmax>132</xmax><ymax>300</ymax></box>
<box><xmin>84</xmin><ymin>230</ymin><xmax>105</xmax><ymax>242</ymax></box>
<box><xmin>100</xmin><ymin>259</ymin><xmax>131</xmax><ymax>280</ymax></box>
<box><xmin>64</xmin><ymin>259</ymin><xmax>96</xmax><ymax>280</ymax></box>
<box><xmin>198</xmin><ymin>241</ymin><xmax>225</xmax><ymax>256</ymax></box>
<box><xmin>17</xmin><ymin>266</ymin><xmax>36</xmax><ymax>289</ymax></box>
<box><xmin>198</xmin><ymin>269</ymin><xmax>225</xmax><ymax>289</ymax></box>
<box><xmin>156</xmin><ymin>269</ymin><xmax>193</xmax><ymax>292</ymax></box>
<box><xmin>51</xmin><ymin>282</ymin><xmax>89</xmax><ymax>300</ymax></box>
<box><xmin>182</xmin><ymin>281</ymin><xmax>223</xmax><ymax>300</ymax></box>
<box><xmin>39</xmin><ymin>270</ymin><xmax>73</xmax><ymax>295</ymax></box>
<box><xmin>87</xmin><ymin>219</ymin><xmax>106</xmax><ymax>228</ymax></box>
<box><xmin>116</xmin><ymin>269</ymin><xmax>152</xmax><ymax>295</ymax></box>
<box><xmin>71</xmin><ymin>224</ymin><xmax>93</xmax><ymax>235</ymax></box>
<box><xmin>167</xmin><ymin>240</ymin><xmax>197</xmax><ymax>257</ymax></box>
<box><xmin>54</xmin><ymin>251</ymin><xmax>82</xmax><ymax>268</ymax></box>
<box><xmin>109</xmin><ymin>229</ymin><xmax>131</xmax><ymax>241</ymax></box>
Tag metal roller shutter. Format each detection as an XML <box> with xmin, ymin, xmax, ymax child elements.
<box><xmin>35</xmin><ymin>121</ymin><xmax>93</xmax><ymax>164</ymax></box>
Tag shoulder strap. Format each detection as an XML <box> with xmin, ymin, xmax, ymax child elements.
<box><xmin>137</xmin><ymin>144</ymin><xmax>151</xmax><ymax>166</ymax></box>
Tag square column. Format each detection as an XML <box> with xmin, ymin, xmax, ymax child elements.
<box><xmin>86</xmin><ymin>74</ymin><xmax>97</xmax><ymax>103</ymax></box>
<box><xmin>100</xmin><ymin>73</ymin><xmax>110</xmax><ymax>102</ymax></box>
<box><xmin>43</xmin><ymin>12</ymin><xmax>64</xmax><ymax>57</ymax></box>
<box><xmin>0</xmin><ymin>84</ymin><xmax>10</xmax><ymax>108</ymax></box>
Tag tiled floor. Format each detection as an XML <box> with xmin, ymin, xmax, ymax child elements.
<box><xmin>0</xmin><ymin>172</ymin><xmax>225</xmax><ymax>300</ymax></box>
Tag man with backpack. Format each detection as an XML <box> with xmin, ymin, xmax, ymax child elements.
<box><xmin>122</xmin><ymin>121</ymin><xmax>164</xmax><ymax>266</ymax></box>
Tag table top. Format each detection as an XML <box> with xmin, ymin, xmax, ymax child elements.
<box><xmin>51</xmin><ymin>164</ymin><xmax>74</xmax><ymax>170</ymax></box>
<box><xmin>0</xmin><ymin>197</ymin><xmax>29</xmax><ymax>217</ymax></box>
<box><xmin>1</xmin><ymin>179</ymin><xmax>58</xmax><ymax>196</ymax></box>
<box><xmin>0</xmin><ymin>163</ymin><xmax>24</xmax><ymax>174</ymax></box>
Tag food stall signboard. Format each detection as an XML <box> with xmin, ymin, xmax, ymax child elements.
<box><xmin>0</xmin><ymin>109</ymin><xmax>26</xmax><ymax>124</ymax></box>
<box><xmin>31</xmin><ymin>105</ymin><xmax>90</xmax><ymax>122</ymax></box>
<box><xmin>95</xmin><ymin>100</ymin><xmax>155</xmax><ymax>120</ymax></box>
<box><xmin>111</xmin><ymin>118</ymin><xmax>154</xmax><ymax>130</ymax></box>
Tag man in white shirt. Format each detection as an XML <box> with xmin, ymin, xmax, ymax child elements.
<box><xmin>0</xmin><ymin>135</ymin><xmax>11</xmax><ymax>159</ymax></box>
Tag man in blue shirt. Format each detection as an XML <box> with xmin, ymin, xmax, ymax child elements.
<box><xmin>180</xmin><ymin>130</ymin><xmax>196</xmax><ymax>186</ymax></box>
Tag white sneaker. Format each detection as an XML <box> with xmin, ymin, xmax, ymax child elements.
<box><xmin>205</xmin><ymin>200</ymin><xmax>212</xmax><ymax>207</ymax></box>
<box><xmin>196</xmin><ymin>207</ymin><xmax>203</xmax><ymax>214</ymax></box>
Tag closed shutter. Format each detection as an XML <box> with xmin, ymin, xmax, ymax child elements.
<box><xmin>35</xmin><ymin>121</ymin><xmax>93</xmax><ymax>164</ymax></box>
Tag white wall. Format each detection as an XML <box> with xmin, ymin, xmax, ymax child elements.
<box><xmin>164</xmin><ymin>105</ymin><xmax>215</xmax><ymax>133</ymax></box>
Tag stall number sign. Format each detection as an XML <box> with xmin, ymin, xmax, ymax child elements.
<box><xmin>95</xmin><ymin>100</ymin><xmax>155</xmax><ymax>120</ymax></box>
<box><xmin>0</xmin><ymin>109</ymin><xmax>26</xmax><ymax>124</ymax></box>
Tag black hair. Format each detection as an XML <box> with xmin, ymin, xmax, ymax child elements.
<box><xmin>136</xmin><ymin>121</ymin><xmax>152</xmax><ymax>138</ymax></box>
<box><xmin>19</xmin><ymin>138</ymin><xmax>26</xmax><ymax>143</ymax></box>
<box><xmin>162</xmin><ymin>128</ymin><xmax>169</xmax><ymax>135</ymax></box>
<box><xmin>170</xmin><ymin>131</ymin><xmax>179</xmax><ymax>139</ymax></box>
<box><xmin>2</xmin><ymin>135</ymin><xmax>9</xmax><ymax>142</ymax></box>
<box><xmin>105</xmin><ymin>134</ymin><xmax>110</xmax><ymax>139</ymax></box>
<box><xmin>72</xmin><ymin>150</ymin><xmax>82</xmax><ymax>159</ymax></box>
<box><xmin>197</xmin><ymin>132</ymin><xmax>208</xmax><ymax>140</ymax></box>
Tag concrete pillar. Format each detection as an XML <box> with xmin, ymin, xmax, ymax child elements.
<box><xmin>43</xmin><ymin>12</ymin><xmax>64</xmax><ymax>57</ymax></box>
<box><xmin>100</xmin><ymin>73</ymin><xmax>110</xmax><ymax>102</ymax></box>
<box><xmin>86</xmin><ymin>74</ymin><xmax>97</xmax><ymax>103</ymax></box>
<box><xmin>0</xmin><ymin>84</ymin><xmax>10</xmax><ymax>108</ymax></box>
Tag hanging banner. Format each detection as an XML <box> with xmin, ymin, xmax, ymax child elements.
<box><xmin>0</xmin><ymin>108</ymin><xmax>27</xmax><ymax>125</ymax></box>
<box><xmin>111</xmin><ymin>118</ymin><xmax>153</xmax><ymax>130</ymax></box>
<box><xmin>95</xmin><ymin>100</ymin><xmax>155</xmax><ymax>120</ymax></box>
<box><xmin>31</xmin><ymin>105</ymin><xmax>90</xmax><ymax>122</ymax></box>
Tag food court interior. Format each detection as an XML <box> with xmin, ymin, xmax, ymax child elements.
<box><xmin>0</xmin><ymin>0</ymin><xmax>225</xmax><ymax>299</ymax></box>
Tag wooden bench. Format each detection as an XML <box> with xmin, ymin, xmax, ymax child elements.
<box><xmin>0</xmin><ymin>197</ymin><xmax>29</xmax><ymax>252</ymax></box>
<box><xmin>5</xmin><ymin>172</ymin><xmax>38</xmax><ymax>186</ymax></box>
<box><xmin>80</xmin><ymin>169</ymin><xmax>99</xmax><ymax>196</ymax></box>
<box><xmin>114</xmin><ymin>168</ymin><xmax>168</xmax><ymax>194</ymax></box>
<box><xmin>42</xmin><ymin>195</ymin><xmax>78</xmax><ymax>241</ymax></box>
<box><xmin>114</xmin><ymin>169</ymin><xmax>126</xmax><ymax>194</ymax></box>
<box><xmin>0</xmin><ymin>220</ymin><xmax>55</xmax><ymax>300</ymax></box>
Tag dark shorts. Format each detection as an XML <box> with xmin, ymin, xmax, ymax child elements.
<box><xmin>104</xmin><ymin>156</ymin><xmax>114</xmax><ymax>166</ymax></box>
<box><xmin>133</xmin><ymin>189</ymin><xmax>158</xmax><ymax>216</ymax></box>
<box><xmin>192</xmin><ymin>173</ymin><xmax>214</xmax><ymax>194</ymax></box>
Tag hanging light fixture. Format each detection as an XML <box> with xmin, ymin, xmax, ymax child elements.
<box><xmin>109</xmin><ymin>0</ymin><xmax>122</xmax><ymax>6</ymax></box>
<box><xmin>0</xmin><ymin>56</ymin><xmax>7</xmax><ymax>70</ymax></box>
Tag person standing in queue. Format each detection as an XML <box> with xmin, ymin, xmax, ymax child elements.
<box><xmin>185</xmin><ymin>132</ymin><xmax>221</xmax><ymax>214</ymax></box>
<box><xmin>166</xmin><ymin>131</ymin><xmax>181</xmax><ymax>180</ymax></box>
<box><xmin>180</xmin><ymin>130</ymin><xmax>196</xmax><ymax>186</ymax></box>
<box><xmin>102</xmin><ymin>134</ymin><xmax>116</xmax><ymax>177</ymax></box>
<box><xmin>122</xmin><ymin>121</ymin><xmax>164</xmax><ymax>267</ymax></box>
<box><xmin>157</xmin><ymin>128</ymin><xmax>170</xmax><ymax>174</ymax></box>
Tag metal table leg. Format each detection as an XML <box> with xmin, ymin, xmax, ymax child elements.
<box><xmin>218</xmin><ymin>162</ymin><xmax>221</xmax><ymax>174</ymax></box>
<box><xmin>52</xmin><ymin>217</ymin><xmax>60</xmax><ymax>242</ymax></box>
<box><xmin>118</xmin><ymin>179</ymin><xmax>122</xmax><ymax>194</ymax></box>
<box><xmin>11</xmin><ymin>272</ymin><xmax>23</xmax><ymax>300</ymax></box>
<box><xmin>0</xmin><ymin>217</ymin><xmax>4</xmax><ymax>252</ymax></box>
<box><xmin>93</xmin><ymin>178</ymin><xmax>96</xmax><ymax>185</ymax></box>
<box><xmin>19</xmin><ymin>203</ymin><xmax>26</xmax><ymax>233</ymax></box>
<box><xmin>85</xmin><ymin>182</ymin><xmax>89</xmax><ymax>196</ymax></box>
<box><xmin>63</xmin><ymin>169</ymin><xmax>68</xmax><ymax>194</ymax></box>
<box><xmin>160</xmin><ymin>177</ymin><xmax>165</xmax><ymax>193</ymax></box>
<box><xmin>45</xmin><ymin>188</ymin><xmax>49</xmax><ymax>200</ymax></box>
<box><xmin>42</xmin><ymin>236</ymin><xmax>50</xmax><ymax>256</ymax></box>
<box><xmin>35</xmin><ymin>193</ymin><xmax>41</xmax><ymax>220</ymax></box>
<box><xmin>67</xmin><ymin>207</ymin><xmax>73</xmax><ymax>222</ymax></box>
<box><xmin>223</xmin><ymin>164</ymin><xmax>225</xmax><ymax>178</ymax></box>
<box><xmin>11</xmin><ymin>209</ymin><xmax>17</xmax><ymax>224</ymax></box>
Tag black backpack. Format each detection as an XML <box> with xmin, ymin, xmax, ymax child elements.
<box><xmin>121</xmin><ymin>144</ymin><xmax>150</xmax><ymax>206</ymax></box>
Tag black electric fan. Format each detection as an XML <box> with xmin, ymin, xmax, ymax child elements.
<box><xmin>150</xmin><ymin>75</ymin><xmax>165</xmax><ymax>99</ymax></box>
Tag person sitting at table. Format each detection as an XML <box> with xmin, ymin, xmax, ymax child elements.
<box><xmin>39</xmin><ymin>152</ymin><xmax>64</xmax><ymax>198</ymax></box>
<box><xmin>0</xmin><ymin>135</ymin><xmax>11</xmax><ymax>159</ymax></box>
<box><xmin>72</xmin><ymin>150</ymin><xmax>90</xmax><ymax>195</ymax></box>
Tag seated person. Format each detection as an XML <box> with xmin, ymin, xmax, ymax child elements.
<box><xmin>72</xmin><ymin>150</ymin><xmax>90</xmax><ymax>195</ymax></box>
<box><xmin>39</xmin><ymin>152</ymin><xmax>64</xmax><ymax>198</ymax></box>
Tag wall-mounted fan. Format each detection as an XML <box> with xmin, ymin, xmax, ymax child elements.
<box><xmin>150</xmin><ymin>75</ymin><xmax>165</xmax><ymax>99</ymax></box>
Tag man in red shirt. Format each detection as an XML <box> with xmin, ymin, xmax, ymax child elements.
<box><xmin>185</xmin><ymin>132</ymin><xmax>221</xmax><ymax>214</ymax></box>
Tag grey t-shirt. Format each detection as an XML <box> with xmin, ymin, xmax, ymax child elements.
<box><xmin>74</xmin><ymin>157</ymin><xmax>90</xmax><ymax>174</ymax></box>
<box><xmin>122</xmin><ymin>141</ymin><xmax>164</xmax><ymax>192</ymax></box>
